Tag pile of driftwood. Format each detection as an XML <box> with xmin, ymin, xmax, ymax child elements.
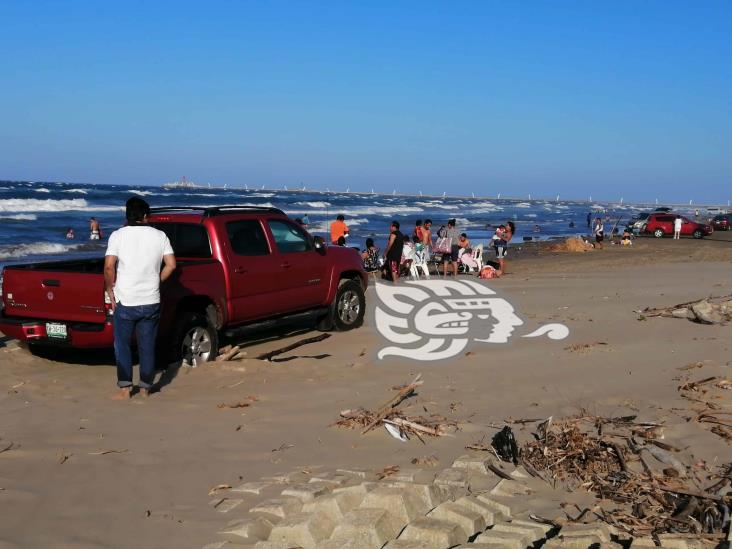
<box><xmin>640</xmin><ymin>295</ymin><xmax>732</xmax><ymax>325</ymax></box>
<box><xmin>678</xmin><ymin>374</ymin><xmax>732</xmax><ymax>444</ymax></box>
<box><xmin>333</xmin><ymin>374</ymin><xmax>457</xmax><ymax>441</ymax></box>
<box><xmin>513</xmin><ymin>415</ymin><xmax>732</xmax><ymax>538</ymax></box>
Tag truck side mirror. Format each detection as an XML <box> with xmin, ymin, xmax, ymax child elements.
<box><xmin>313</xmin><ymin>236</ymin><xmax>326</xmax><ymax>255</ymax></box>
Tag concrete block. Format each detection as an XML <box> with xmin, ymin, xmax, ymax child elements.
<box><xmin>202</xmin><ymin>542</ymin><xmax>229</xmax><ymax>549</ymax></box>
<box><xmin>467</xmin><ymin>473</ymin><xmax>500</xmax><ymax>492</ymax></box>
<box><xmin>281</xmin><ymin>483</ymin><xmax>332</xmax><ymax>502</ymax></box>
<box><xmin>212</xmin><ymin>498</ymin><xmax>244</xmax><ymax>513</ymax></box>
<box><xmin>399</xmin><ymin>517</ymin><xmax>468</xmax><ymax>547</ymax></box>
<box><xmin>332</xmin><ymin>482</ymin><xmax>376</xmax><ymax>502</ymax></box>
<box><xmin>452</xmin><ymin>454</ymin><xmax>494</xmax><ymax>475</ymax></box>
<box><xmin>630</xmin><ymin>538</ymin><xmax>658</xmax><ymax>547</ymax></box>
<box><xmin>318</xmin><ymin>539</ymin><xmax>387</xmax><ymax>549</ymax></box>
<box><xmin>254</xmin><ymin>542</ymin><xmax>303</xmax><ymax>549</ymax></box>
<box><xmin>434</xmin><ymin>467</ymin><xmax>470</xmax><ymax>488</ymax></box>
<box><xmin>452</xmin><ymin>495</ymin><xmax>497</xmax><ymax>526</ymax></box>
<box><xmin>250</xmin><ymin>497</ymin><xmax>303</xmax><ymax>520</ymax></box>
<box><xmin>560</xmin><ymin>522</ymin><xmax>612</xmax><ymax>542</ymax></box>
<box><xmin>232</xmin><ymin>481</ymin><xmax>272</xmax><ymax>495</ymax></box>
<box><xmin>268</xmin><ymin>511</ymin><xmax>335</xmax><ymax>549</ymax></box>
<box><xmin>302</xmin><ymin>491</ymin><xmax>361</xmax><ymax>522</ymax></box>
<box><xmin>261</xmin><ymin>471</ymin><xmax>309</xmax><ymax>484</ymax></box>
<box><xmin>489</xmin><ymin>479</ymin><xmax>530</xmax><ymax>497</ymax></box>
<box><xmin>475</xmin><ymin>494</ymin><xmax>512</xmax><ymax>519</ymax></box>
<box><xmin>383</xmin><ymin>481</ymin><xmax>451</xmax><ymax>509</ymax></box>
<box><xmin>473</xmin><ymin>529</ymin><xmax>531</xmax><ymax>549</ymax></box>
<box><xmin>307</xmin><ymin>472</ymin><xmax>352</xmax><ymax>487</ymax></box>
<box><xmin>219</xmin><ymin>516</ymin><xmax>274</xmax><ymax>543</ymax></box>
<box><xmin>428</xmin><ymin>501</ymin><xmax>486</xmax><ymax>538</ymax></box>
<box><xmin>360</xmin><ymin>486</ymin><xmax>429</xmax><ymax>523</ymax></box>
<box><xmin>545</xmin><ymin>535</ymin><xmax>603</xmax><ymax>547</ymax></box>
<box><xmin>657</xmin><ymin>534</ymin><xmax>707</xmax><ymax>548</ymax></box>
<box><xmin>384</xmin><ymin>541</ymin><xmax>431</xmax><ymax>548</ymax></box>
<box><xmin>336</xmin><ymin>468</ymin><xmax>373</xmax><ymax>479</ymax></box>
<box><xmin>510</xmin><ymin>466</ymin><xmax>531</xmax><ymax>480</ymax></box>
<box><xmin>492</xmin><ymin>522</ymin><xmax>546</xmax><ymax>542</ymax></box>
<box><xmin>331</xmin><ymin>508</ymin><xmax>403</xmax><ymax>547</ymax></box>
<box><xmin>389</xmin><ymin>468</ymin><xmax>436</xmax><ymax>484</ymax></box>
<box><xmin>507</xmin><ymin>518</ymin><xmax>553</xmax><ymax>536</ymax></box>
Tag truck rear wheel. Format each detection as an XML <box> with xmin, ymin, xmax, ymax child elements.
<box><xmin>653</xmin><ymin>228</ymin><xmax>664</xmax><ymax>238</ymax></box>
<box><xmin>173</xmin><ymin>312</ymin><xmax>218</xmax><ymax>367</ymax></box>
<box><xmin>317</xmin><ymin>279</ymin><xmax>365</xmax><ymax>331</ymax></box>
<box><xmin>692</xmin><ymin>229</ymin><xmax>703</xmax><ymax>239</ymax></box>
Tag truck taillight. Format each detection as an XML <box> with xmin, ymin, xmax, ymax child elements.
<box><xmin>104</xmin><ymin>291</ymin><xmax>114</xmax><ymax>316</ymax></box>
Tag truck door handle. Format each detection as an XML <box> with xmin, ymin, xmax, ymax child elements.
<box><xmin>280</xmin><ymin>262</ymin><xmax>291</xmax><ymax>269</ymax></box>
<box><xmin>234</xmin><ymin>267</ymin><xmax>247</xmax><ymax>274</ymax></box>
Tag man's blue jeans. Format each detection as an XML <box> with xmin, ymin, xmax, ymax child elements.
<box><xmin>113</xmin><ymin>302</ymin><xmax>160</xmax><ymax>389</ymax></box>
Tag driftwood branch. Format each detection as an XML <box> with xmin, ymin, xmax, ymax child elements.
<box><xmin>256</xmin><ymin>333</ymin><xmax>331</xmax><ymax>361</ymax></box>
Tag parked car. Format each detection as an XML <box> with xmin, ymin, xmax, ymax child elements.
<box><xmin>0</xmin><ymin>206</ymin><xmax>368</xmax><ymax>366</ymax></box>
<box><xmin>711</xmin><ymin>214</ymin><xmax>731</xmax><ymax>231</ymax></box>
<box><xmin>644</xmin><ymin>213</ymin><xmax>712</xmax><ymax>239</ymax></box>
<box><xmin>627</xmin><ymin>212</ymin><xmax>650</xmax><ymax>232</ymax></box>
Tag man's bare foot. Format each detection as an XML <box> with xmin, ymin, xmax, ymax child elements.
<box><xmin>139</xmin><ymin>388</ymin><xmax>150</xmax><ymax>398</ymax></box>
<box><xmin>111</xmin><ymin>387</ymin><xmax>132</xmax><ymax>400</ymax></box>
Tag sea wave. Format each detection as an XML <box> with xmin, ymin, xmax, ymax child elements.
<box><xmin>0</xmin><ymin>214</ymin><xmax>37</xmax><ymax>221</ymax></box>
<box><xmin>284</xmin><ymin>205</ymin><xmax>424</xmax><ymax>216</ymax></box>
<box><xmin>64</xmin><ymin>188</ymin><xmax>88</xmax><ymax>194</ymax></box>
<box><xmin>130</xmin><ymin>190</ymin><xmax>157</xmax><ymax>196</ymax></box>
<box><xmin>0</xmin><ymin>198</ymin><xmax>123</xmax><ymax>212</ymax></box>
<box><xmin>295</xmin><ymin>201</ymin><xmax>331</xmax><ymax>208</ymax></box>
<box><xmin>35</xmin><ymin>188</ymin><xmax>51</xmax><ymax>193</ymax></box>
<box><xmin>0</xmin><ymin>242</ymin><xmax>82</xmax><ymax>260</ymax></box>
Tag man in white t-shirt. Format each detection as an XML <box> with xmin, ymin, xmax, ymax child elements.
<box><xmin>673</xmin><ymin>216</ymin><xmax>683</xmax><ymax>239</ymax></box>
<box><xmin>104</xmin><ymin>197</ymin><xmax>176</xmax><ymax>399</ymax></box>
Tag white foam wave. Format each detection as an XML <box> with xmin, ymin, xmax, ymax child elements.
<box><xmin>415</xmin><ymin>201</ymin><xmax>458</xmax><ymax>210</ymax></box>
<box><xmin>35</xmin><ymin>188</ymin><xmax>51</xmax><ymax>193</ymax></box>
<box><xmin>0</xmin><ymin>214</ymin><xmax>37</xmax><ymax>221</ymax></box>
<box><xmin>0</xmin><ymin>242</ymin><xmax>82</xmax><ymax>260</ymax></box>
<box><xmin>285</xmin><ymin>205</ymin><xmax>423</xmax><ymax>216</ymax></box>
<box><xmin>295</xmin><ymin>201</ymin><xmax>331</xmax><ymax>208</ymax></box>
<box><xmin>0</xmin><ymin>198</ymin><xmax>123</xmax><ymax>213</ymax></box>
<box><xmin>130</xmin><ymin>190</ymin><xmax>156</xmax><ymax>196</ymax></box>
<box><xmin>64</xmin><ymin>188</ymin><xmax>88</xmax><ymax>194</ymax></box>
<box><xmin>515</xmin><ymin>202</ymin><xmax>532</xmax><ymax>208</ymax></box>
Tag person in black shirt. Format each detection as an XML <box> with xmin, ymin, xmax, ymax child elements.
<box><xmin>383</xmin><ymin>220</ymin><xmax>404</xmax><ymax>282</ymax></box>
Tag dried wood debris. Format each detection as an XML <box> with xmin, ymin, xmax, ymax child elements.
<box><xmin>639</xmin><ymin>295</ymin><xmax>732</xmax><ymax>324</ymax></box>
<box><xmin>677</xmin><ymin>372</ymin><xmax>732</xmax><ymax>444</ymax></box>
<box><xmin>332</xmin><ymin>374</ymin><xmax>458</xmax><ymax>441</ymax></box>
<box><xmin>516</xmin><ymin>414</ymin><xmax>732</xmax><ymax>537</ymax></box>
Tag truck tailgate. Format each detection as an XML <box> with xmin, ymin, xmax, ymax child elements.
<box><xmin>2</xmin><ymin>267</ymin><xmax>107</xmax><ymax>323</ymax></box>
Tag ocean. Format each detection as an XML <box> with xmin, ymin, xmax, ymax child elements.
<box><xmin>0</xmin><ymin>180</ymin><xmax>689</xmax><ymax>271</ymax></box>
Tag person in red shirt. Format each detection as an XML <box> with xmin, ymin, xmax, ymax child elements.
<box><xmin>330</xmin><ymin>214</ymin><xmax>349</xmax><ymax>244</ymax></box>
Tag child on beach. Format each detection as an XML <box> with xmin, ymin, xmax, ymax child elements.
<box><xmin>361</xmin><ymin>238</ymin><xmax>381</xmax><ymax>272</ymax></box>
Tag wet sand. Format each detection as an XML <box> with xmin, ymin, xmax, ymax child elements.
<box><xmin>1</xmin><ymin>233</ymin><xmax>730</xmax><ymax>547</ymax></box>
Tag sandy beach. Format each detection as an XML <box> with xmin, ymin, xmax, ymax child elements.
<box><xmin>1</xmin><ymin>233</ymin><xmax>731</xmax><ymax>548</ymax></box>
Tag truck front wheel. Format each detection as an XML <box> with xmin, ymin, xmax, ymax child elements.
<box><xmin>318</xmin><ymin>279</ymin><xmax>365</xmax><ymax>331</ymax></box>
<box><xmin>173</xmin><ymin>312</ymin><xmax>219</xmax><ymax>367</ymax></box>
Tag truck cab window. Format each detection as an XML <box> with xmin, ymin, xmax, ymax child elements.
<box><xmin>226</xmin><ymin>220</ymin><xmax>270</xmax><ymax>256</ymax></box>
<box><xmin>268</xmin><ymin>220</ymin><xmax>311</xmax><ymax>254</ymax></box>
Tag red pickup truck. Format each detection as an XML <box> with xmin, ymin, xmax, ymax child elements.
<box><xmin>0</xmin><ymin>206</ymin><xmax>368</xmax><ymax>365</ymax></box>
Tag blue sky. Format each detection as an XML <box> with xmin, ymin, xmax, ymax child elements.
<box><xmin>1</xmin><ymin>1</ymin><xmax>730</xmax><ymax>203</ymax></box>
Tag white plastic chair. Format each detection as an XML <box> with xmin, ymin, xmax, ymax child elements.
<box><xmin>410</xmin><ymin>248</ymin><xmax>431</xmax><ymax>279</ymax></box>
<box><xmin>459</xmin><ymin>243</ymin><xmax>484</xmax><ymax>273</ymax></box>
<box><xmin>472</xmin><ymin>243</ymin><xmax>484</xmax><ymax>272</ymax></box>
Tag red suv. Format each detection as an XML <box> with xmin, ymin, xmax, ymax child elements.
<box><xmin>644</xmin><ymin>214</ymin><xmax>712</xmax><ymax>239</ymax></box>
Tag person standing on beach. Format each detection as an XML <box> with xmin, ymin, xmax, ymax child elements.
<box><xmin>442</xmin><ymin>219</ymin><xmax>460</xmax><ymax>277</ymax></box>
<box><xmin>594</xmin><ymin>217</ymin><xmax>605</xmax><ymax>249</ymax></box>
<box><xmin>104</xmin><ymin>197</ymin><xmax>176</xmax><ymax>399</ymax></box>
<box><xmin>422</xmin><ymin>219</ymin><xmax>433</xmax><ymax>257</ymax></box>
<box><xmin>89</xmin><ymin>217</ymin><xmax>101</xmax><ymax>240</ymax></box>
<box><xmin>330</xmin><ymin>214</ymin><xmax>349</xmax><ymax>245</ymax></box>
<box><xmin>587</xmin><ymin>212</ymin><xmax>592</xmax><ymax>229</ymax></box>
<box><xmin>673</xmin><ymin>215</ymin><xmax>683</xmax><ymax>239</ymax></box>
<box><xmin>413</xmin><ymin>219</ymin><xmax>424</xmax><ymax>241</ymax></box>
<box><xmin>384</xmin><ymin>220</ymin><xmax>404</xmax><ymax>282</ymax></box>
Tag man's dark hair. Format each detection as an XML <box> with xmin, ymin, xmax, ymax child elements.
<box><xmin>448</xmin><ymin>218</ymin><xmax>456</xmax><ymax>227</ymax></box>
<box><xmin>415</xmin><ymin>219</ymin><xmax>422</xmax><ymax>226</ymax></box>
<box><xmin>424</xmin><ymin>218</ymin><xmax>432</xmax><ymax>225</ymax></box>
<box><xmin>126</xmin><ymin>196</ymin><xmax>150</xmax><ymax>223</ymax></box>
<box><xmin>391</xmin><ymin>220</ymin><xmax>400</xmax><ymax>230</ymax></box>
<box><xmin>337</xmin><ymin>214</ymin><xmax>345</xmax><ymax>221</ymax></box>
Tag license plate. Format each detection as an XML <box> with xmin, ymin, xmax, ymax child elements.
<box><xmin>46</xmin><ymin>323</ymin><xmax>67</xmax><ymax>339</ymax></box>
